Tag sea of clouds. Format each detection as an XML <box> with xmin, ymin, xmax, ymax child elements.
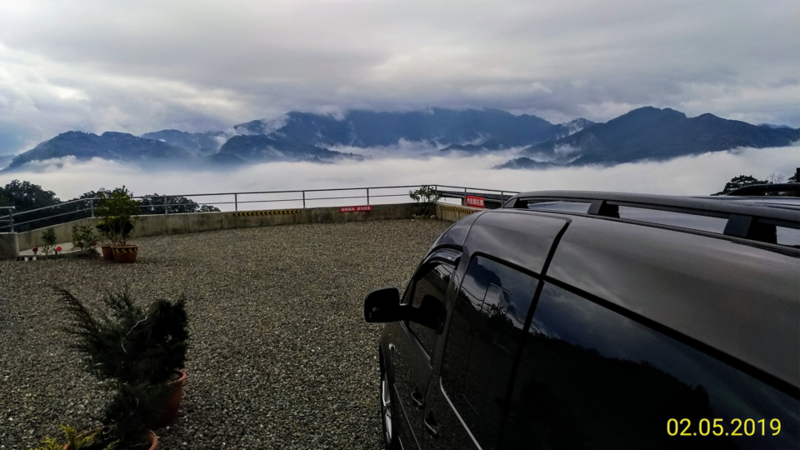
<box><xmin>1</xmin><ymin>145</ymin><xmax>797</xmax><ymax>211</ymax></box>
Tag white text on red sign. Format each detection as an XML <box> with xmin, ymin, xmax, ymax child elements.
<box><xmin>340</xmin><ymin>205</ymin><xmax>373</xmax><ymax>212</ymax></box>
<box><xmin>465</xmin><ymin>196</ymin><xmax>485</xmax><ymax>208</ymax></box>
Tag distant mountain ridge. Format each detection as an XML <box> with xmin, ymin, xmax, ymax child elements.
<box><xmin>497</xmin><ymin>107</ymin><xmax>800</xmax><ymax>169</ymax></box>
<box><xmin>141</xmin><ymin>129</ymin><xmax>224</xmax><ymax>155</ymax></box>
<box><xmin>3</xmin><ymin>108</ymin><xmax>593</xmax><ymax>170</ymax></box>
<box><xmin>221</xmin><ymin>108</ymin><xmax>589</xmax><ymax>150</ymax></box>
<box><xmin>217</xmin><ymin>134</ymin><xmax>364</xmax><ymax>163</ymax></box>
<box><xmin>6</xmin><ymin>131</ymin><xmax>192</xmax><ymax>169</ymax></box>
<box><xmin>2</xmin><ymin>107</ymin><xmax>798</xmax><ymax>171</ymax></box>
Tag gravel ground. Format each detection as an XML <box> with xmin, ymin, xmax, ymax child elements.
<box><xmin>0</xmin><ymin>219</ymin><xmax>450</xmax><ymax>449</ymax></box>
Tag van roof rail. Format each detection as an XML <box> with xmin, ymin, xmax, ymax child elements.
<box><xmin>504</xmin><ymin>191</ymin><xmax>800</xmax><ymax>245</ymax></box>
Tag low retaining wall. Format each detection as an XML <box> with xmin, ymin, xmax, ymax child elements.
<box><xmin>0</xmin><ymin>233</ymin><xmax>18</xmax><ymax>261</ymax></box>
<box><xmin>4</xmin><ymin>201</ymin><xmax>487</xmax><ymax>257</ymax></box>
<box><xmin>435</xmin><ymin>202</ymin><xmax>483</xmax><ymax>222</ymax></box>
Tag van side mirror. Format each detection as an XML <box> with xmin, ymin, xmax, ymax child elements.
<box><xmin>364</xmin><ymin>288</ymin><xmax>403</xmax><ymax>322</ymax></box>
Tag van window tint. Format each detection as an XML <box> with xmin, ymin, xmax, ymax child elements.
<box><xmin>407</xmin><ymin>263</ymin><xmax>453</xmax><ymax>355</ymax></box>
<box><xmin>501</xmin><ymin>283</ymin><xmax>799</xmax><ymax>450</ymax></box>
<box><xmin>441</xmin><ymin>256</ymin><xmax>539</xmax><ymax>450</ymax></box>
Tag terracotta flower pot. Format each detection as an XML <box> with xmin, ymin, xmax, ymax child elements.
<box><xmin>112</xmin><ymin>245</ymin><xmax>139</xmax><ymax>263</ymax></box>
<box><xmin>152</xmin><ymin>370</ymin><xmax>187</xmax><ymax>430</ymax></box>
<box><xmin>101</xmin><ymin>245</ymin><xmax>114</xmax><ymax>261</ymax></box>
<box><xmin>63</xmin><ymin>428</ymin><xmax>158</xmax><ymax>450</ymax></box>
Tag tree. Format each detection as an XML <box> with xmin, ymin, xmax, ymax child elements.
<box><xmin>1</xmin><ymin>181</ymin><xmax>222</xmax><ymax>232</ymax></box>
<box><xmin>712</xmin><ymin>175</ymin><xmax>769</xmax><ymax>196</ymax></box>
<box><xmin>409</xmin><ymin>185</ymin><xmax>442</xmax><ymax>216</ymax></box>
<box><xmin>0</xmin><ymin>180</ymin><xmax>60</xmax><ymax>210</ymax></box>
<box><xmin>0</xmin><ymin>180</ymin><xmax>80</xmax><ymax>232</ymax></box>
<box><xmin>139</xmin><ymin>194</ymin><xmax>220</xmax><ymax>214</ymax></box>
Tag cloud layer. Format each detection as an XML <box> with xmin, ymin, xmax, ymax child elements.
<box><xmin>1</xmin><ymin>0</ymin><xmax>798</xmax><ymax>154</ymax></box>
<box><xmin>2</xmin><ymin>146</ymin><xmax>797</xmax><ymax>210</ymax></box>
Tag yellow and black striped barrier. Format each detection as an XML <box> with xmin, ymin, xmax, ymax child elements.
<box><xmin>438</xmin><ymin>205</ymin><xmax>480</xmax><ymax>215</ymax></box>
<box><xmin>232</xmin><ymin>209</ymin><xmax>302</xmax><ymax>217</ymax></box>
<box><xmin>112</xmin><ymin>247</ymin><xmax>139</xmax><ymax>254</ymax></box>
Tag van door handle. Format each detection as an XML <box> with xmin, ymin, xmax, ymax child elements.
<box><xmin>424</xmin><ymin>415</ymin><xmax>439</xmax><ymax>437</ymax></box>
<box><xmin>410</xmin><ymin>389</ymin><xmax>424</xmax><ymax>409</ymax></box>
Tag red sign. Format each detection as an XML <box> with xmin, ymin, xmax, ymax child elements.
<box><xmin>340</xmin><ymin>205</ymin><xmax>372</xmax><ymax>213</ymax></box>
<box><xmin>465</xmin><ymin>195</ymin><xmax>485</xmax><ymax>208</ymax></box>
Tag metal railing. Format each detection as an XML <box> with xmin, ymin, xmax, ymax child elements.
<box><xmin>0</xmin><ymin>184</ymin><xmax>519</xmax><ymax>232</ymax></box>
<box><xmin>0</xmin><ymin>206</ymin><xmax>14</xmax><ymax>232</ymax></box>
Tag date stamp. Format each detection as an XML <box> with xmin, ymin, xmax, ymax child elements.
<box><xmin>667</xmin><ymin>418</ymin><xmax>781</xmax><ymax>437</ymax></box>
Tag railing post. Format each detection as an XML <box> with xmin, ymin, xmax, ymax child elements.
<box><xmin>501</xmin><ymin>191</ymin><xmax>504</xmax><ymax>202</ymax></box>
<box><xmin>9</xmin><ymin>211</ymin><xmax>13</xmax><ymax>233</ymax></box>
<box><xmin>235</xmin><ymin>193</ymin><xmax>238</xmax><ymax>212</ymax></box>
<box><xmin>302</xmin><ymin>191</ymin><xmax>306</xmax><ymax>208</ymax></box>
<box><xmin>164</xmin><ymin>196</ymin><xmax>169</xmax><ymax>215</ymax></box>
<box><xmin>90</xmin><ymin>198</ymin><xmax>94</xmax><ymax>218</ymax></box>
<box><xmin>366</xmin><ymin>188</ymin><xmax>370</xmax><ymax>205</ymax></box>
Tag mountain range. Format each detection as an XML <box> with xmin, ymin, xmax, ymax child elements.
<box><xmin>497</xmin><ymin>107</ymin><xmax>800</xmax><ymax>169</ymax></box>
<box><xmin>2</xmin><ymin>107</ymin><xmax>798</xmax><ymax>171</ymax></box>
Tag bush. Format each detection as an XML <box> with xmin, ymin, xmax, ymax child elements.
<box><xmin>55</xmin><ymin>288</ymin><xmax>189</xmax><ymax>448</ymax></box>
<box><xmin>409</xmin><ymin>185</ymin><xmax>442</xmax><ymax>216</ymax></box>
<box><xmin>41</xmin><ymin>228</ymin><xmax>57</xmax><ymax>255</ymax></box>
<box><xmin>72</xmin><ymin>225</ymin><xmax>99</xmax><ymax>250</ymax></box>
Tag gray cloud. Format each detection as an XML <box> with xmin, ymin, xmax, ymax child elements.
<box><xmin>0</xmin><ymin>0</ymin><xmax>798</xmax><ymax>154</ymax></box>
<box><xmin>1</xmin><ymin>147</ymin><xmax>797</xmax><ymax>205</ymax></box>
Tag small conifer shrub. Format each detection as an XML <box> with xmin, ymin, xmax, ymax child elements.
<box><xmin>51</xmin><ymin>288</ymin><xmax>189</xmax><ymax>448</ymax></box>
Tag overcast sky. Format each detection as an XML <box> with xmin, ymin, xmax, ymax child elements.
<box><xmin>1</xmin><ymin>0</ymin><xmax>798</xmax><ymax>154</ymax></box>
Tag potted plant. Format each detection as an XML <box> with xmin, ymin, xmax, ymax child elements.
<box><xmin>30</xmin><ymin>425</ymin><xmax>122</xmax><ymax>450</ymax></box>
<box><xmin>96</xmin><ymin>224</ymin><xmax>115</xmax><ymax>261</ymax></box>
<box><xmin>409</xmin><ymin>185</ymin><xmax>442</xmax><ymax>218</ymax></box>
<box><xmin>95</xmin><ymin>187</ymin><xmax>141</xmax><ymax>263</ymax></box>
<box><xmin>45</xmin><ymin>288</ymin><xmax>190</xmax><ymax>449</ymax></box>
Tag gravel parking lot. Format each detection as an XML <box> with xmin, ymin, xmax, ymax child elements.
<box><xmin>0</xmin><ymin>219</ymin><xmax>451</xmax><ymax>449</ymax></box>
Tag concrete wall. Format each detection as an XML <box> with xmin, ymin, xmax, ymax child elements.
<box><xmin>0</xmin><ymin>233</ymin><xmax>18</xmax><ymax>261</ymax></box>
<box><xmin>13</xmin><ymin>202</ymin><xmax>430</xmax><ymax>251</ymax></box>
<box><xmin>435</xmin><ymin>202</ymin><xmax>483</xmax><ymax>222</ymax></box>
<box><xmin>8</xmin><ymin>202</ymin><xmax>487</xmax><ymax>254</ymax></box>
<box><xmin>14</xmin><ymin>217</ymin><xmax>98</xmax><ymax>251</ymax></box>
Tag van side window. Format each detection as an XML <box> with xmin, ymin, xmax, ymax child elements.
<box><xmin>501</xmin><ymin>283</ymin><xmax>799</xmax><ymax>450</ymax></box>
<box><xmin>441</xmin><ymin>256</ymin><xmax>540</xmax><ymax>450</ymax></box>
<box><xmin>407</xmin><ymin>263</ymin><xmax>453</xmax><ymax>355</ymax></box>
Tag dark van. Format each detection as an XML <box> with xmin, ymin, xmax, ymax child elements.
<box><xmin>364</xmin><ymin>191</ymin><xmax>800</xmax><ymax>450</ymax></box>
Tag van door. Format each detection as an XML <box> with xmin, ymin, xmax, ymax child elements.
<box><xmin>391</xmin><ymin>250</ymin><xmax>459</xmax><ymax>450</ymax></box>
<box><xmin>421</xmin><ymin>213</ymin><xmax>569</xmax><ymax>450</ymax></box>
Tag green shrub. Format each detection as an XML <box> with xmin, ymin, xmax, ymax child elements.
<box><xmin>72</xmin><ymin>225</ymin><xmax>99</xmax><ymax>250</ymax></box>
<box><xmin>29</xmin><ymin>425</ymin><xmax>118</xmax><ymax>450</ymax></box>
<box><xmin>41</xmin><ymin>228</ymin><xmax>57</xmax><ymax>255</ymax></box>
<box><xmin>409</xmin><ymin>185</ymin><xmax>442</xmax><ymax>216</ymax></box>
